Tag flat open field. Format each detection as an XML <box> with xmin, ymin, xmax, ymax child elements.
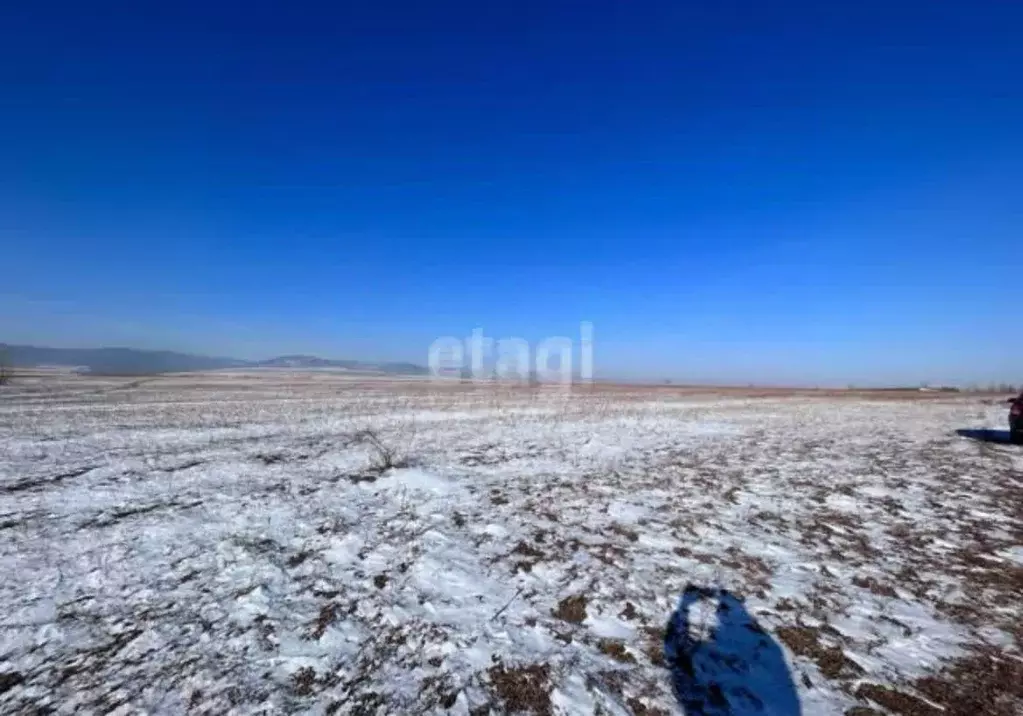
<box><xmin>1</xmin><ymin>373</ymin><xmax>1021</xmax><ymax>715</ymax></box>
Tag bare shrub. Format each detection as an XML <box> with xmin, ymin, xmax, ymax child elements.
<box><xmin>350</xmin><ymin>428</ymin><xmax>412</xmax><ymax>472</ymax></box>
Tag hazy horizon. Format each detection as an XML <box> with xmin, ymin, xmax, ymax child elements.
<box><xmin>1</xmin><ymin>333</ymin><xmax>1017</xmax><ymax>389</ymax></box>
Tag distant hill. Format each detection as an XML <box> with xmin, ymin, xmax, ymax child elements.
<box><xmin>0</xmin><ymin>345</ymin><xmax>246</xmax><ymax>375</ymax></box>
<box><xmin>253</xmin><ymin>354</ymin><xmax>429</xmax><ymax>375</ymax></box>
<box><xmin>0</xmin><ymin>344</ymin><xmax>428</xmax><ymax>376</ymax></box>
<box><xmin>254</xmin><ymin>355</ymin><xmax>342</xmax><ymax>368</ymax></box>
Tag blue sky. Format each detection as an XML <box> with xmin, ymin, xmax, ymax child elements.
<box><xmin>2</xmin><ymin>0</ymin><xmax>1021</xmax><ymax>385</ymax></box>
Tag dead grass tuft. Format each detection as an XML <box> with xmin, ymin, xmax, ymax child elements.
<box><xmin>552</xmin><ymin>595</ymin><xmax>588</xmax><ymax>624</ymax></box>
<box><xmin>610</xmin><ymin>522</ymin><xmax>639</xmax><ymax>542</ymax></box>
<box><xmin>291</xmin><ymin>667</ymin><xmax>317</xmax><ymax>697</ymax></box>
<box><xmin>488</xmin><ymin>663</ymin><xmax>552</xmax><ymax>716</ymax></box>
<box><xmin>914</xmin><ymin>649</ymin><xmax>1023</xmax><ymax>716</ymax></box>
<box><xmin>310</xmin><ymin>603</ymin><xmax>337</xmax><ymax>640</ymax></box>
<box><xmin>598</xmin><ymin>639</ymin><xmax>637</xmax><ymax>664</ymax></box>
<box><xmin>852</xmin><ymin>575</ymin><xmax>898</xmax><ymax>598</ymax></box>
<box><xmin>776</xmin><ymin>626</ymin><xmax>863</xmax><ymax>680</ymax></box>
<box><xmin>641</xmin><ymin>626</ymin><xmax>666</xmax><ymax>667</ymax></box>
<box><xmin>855</xmin><ymin>684</ymin><xmax>940</xmax><ymax>716</ymax></box>
<box><xmin>626</xmin><ymin>697</ymin><xmax>670</xmax><ymax>716</ymax></box>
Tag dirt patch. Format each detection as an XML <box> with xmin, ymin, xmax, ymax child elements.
<box><xmin>0</xmin><ymin>671</ymin><xmax>25</xmax><ymax>695</ymax></box>
<box><xmin>1</xmin><ymin>465</ymin><xmax>97</xmax><ymax>494</ymax></box>
<box><xmin>488</xmin><ymin>663</ymin><xmax>552</xmax><ymax>716</ymax></box>
<box><xmin>598</xmin><ymin>639</ymin><xmax>636</xmax><ymax>664</ymax></box>
<box><xmin>855</xmin><ymin>684</ymin><xmax>940</xmax><ymax>716</ymax></box>
<box><xmin>852</xmin><ymin>575</ymin><xmax>898</xmax><ymax>598</ymax></box>
<box><xmin>511</xmin><ymin>540</ymin><xmax>546</xmax><ymax>573</ymax></box>
<box><xmin>287</xmin><ymin>550</ymin><xmax>314</xmax><ymax>568</ymax></box>
<box><xmin>641</xmin><ymin>626</ymin><xmax>666</xmax><ymax>667</ymax></box>
<box><xmin>310</xmin><ymin>603</ymin><xmax>337</xmax><ymax>640</ymax></box>
<box><xmin>776</xmin><ymin>626</ymin><xmax>863</xmax><ymax>680</ymax></box>
<box><xmin>552</xmin><ymin>595</ymin><xmax>588</xmax><ymax>624</ymax></box>
<box><xmin>609</xmin><ymin>522</ymin><xmax>639</xmax><ymax>542</ymax></box>
<box><xmin>512</xmin><ymin>541</ymin><xmax>545</xmax><ymax>559</ymax></box>
<box><xmin>626</xmin><ymin>697</ymin><xmax>670</xmax><ymax>716</ymax></box>
<box><xmin>774</xmin><ymin>597</ymin><xmax>798</xmax><ymax>612</ymax></box>
<box><xmin>776</xmin><ymin>626</ymin><xmax>819</xmax><ymax>655</ymax></box>
<box><xmin>589</xmin><ymin>542</ymin><xmax>628</xmax><ymax>566</ymax></box>
<box><xmin>291</xmin><ymin>667</ymin><xmax>318</xmax><ymax>697</ymax></box>
<box><xmin>914</xmin><ymin>649</ymin><xmax>1023</xmax><ymax>716</ymax></box>
<box><xmin>419</xmin><ymin>673</ymin><xmax>459</xmax><ymax>710</ymax></box>
<box><xmin>346</xmin><ymin>472</ymin><xmax>379</xmax><ymax>484</ymax></box>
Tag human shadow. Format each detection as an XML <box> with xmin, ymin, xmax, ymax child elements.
<box><xmin>663</xmin><ymin>586</ymin><xmax>801</xmax><ymax>716</ymax></box>
<box><xmin>955</xmin><ymin>428</ymin><xmax>1016</xmax><ymax>444</ymax></box>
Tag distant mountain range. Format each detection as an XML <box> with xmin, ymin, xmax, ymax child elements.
<box><xmin>0</xmin><ymin>344</ymin><xmax>429</xmax><ymax>376</ymax></box>
<box><xmin>252</xmin><ymin>354</ymin><xmax>427</xmax><ymax>375</ymax></box>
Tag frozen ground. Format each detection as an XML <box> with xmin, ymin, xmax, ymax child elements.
<box><xmin>0</xmin><ymin>373</ymin><xmax>1021</xmax><ymax>715</ymax></box>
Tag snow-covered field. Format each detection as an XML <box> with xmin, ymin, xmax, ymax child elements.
<box><xmin>1</xmin><ymin>373</ymin><xmax>1021</xmax><ymax>715</ymax></box>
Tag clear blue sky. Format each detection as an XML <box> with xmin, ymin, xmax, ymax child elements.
<box><xmin>2</xmin><ymin>0</ymin><xmax>1021</xmax><ymax>385</ymax></box>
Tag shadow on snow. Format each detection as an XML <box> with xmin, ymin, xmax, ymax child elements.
<box><xmin>663</xmin><ymin>586</ymin><xmax>801</xmax><ymax>716</ymax></box>
<box><xmin>955</xmin><ymin>428</ymin><xmax>1018</xmax><ymax>444</ymax></box>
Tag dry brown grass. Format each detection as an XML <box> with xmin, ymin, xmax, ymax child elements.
<box><xmin>552</xmin><ymin>595</ymin><xmax>588</xmax><ymax>624</ymax></box>
<box><xmin>487</xmin><ymin>663</ymin><xmax>553</xmax><ymax>715</ymax></box>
